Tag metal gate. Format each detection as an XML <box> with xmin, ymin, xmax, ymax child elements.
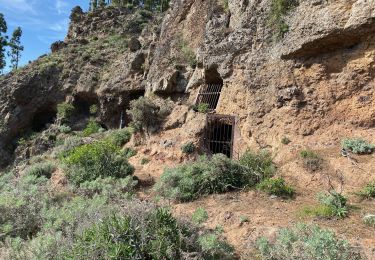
<box><xmin>195</xmin><ymin>84</ymin><xmax>223</xmax><ymax>110</ymax></box>
<box><xmin>204</xmin><ymin>114</ymin><xmax>235</xmax><ymax>158</ymax></box>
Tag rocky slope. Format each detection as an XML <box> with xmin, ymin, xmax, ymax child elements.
<box><xmin>0</xmin><ymin>0</ymin><xmax>375</xmax><ymax>257</ymax></box>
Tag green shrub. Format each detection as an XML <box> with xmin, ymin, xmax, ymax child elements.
<box><xmin>239</xmin><ymin>150</ymin><xmax>276</xmax><ymax>180</ymax></box>
<box><xmin>54</xmin><ymin>135</ymin><xmax>83</xmax><ymax>158</ymax></box>
<box><xmin>256</xmin><ymin>177</ymin><xmax>295</xmax><ymax>198</ymax></box>
<box><xmin>363</xmin><ymin>214</ymin><xmax>375</xmax><ymax>228</ymax></box>
<box><xmin>155</xmin><ymin>153</ymin><xmax>265</xmax><ymax>202</ymax></box>
<box><xmin>122</xmin><ymin>147</ymin><xmax>137</xmax><ymax>158</ymax></box>
<box><xmin>257</xmin><ymin>224</ymin><xmax>362</xmax><ymax>260</ymax></box>
<box><xmin>342</xmin><ymin>138</ymin><xmax>374</xmax><ymax>154</ymax></box>
<box><xmin>82</xmin><ymin>118</ymin><xmax>101</xmax><ymax>137</ymax></box>
<box><xmin>317</xmin><ymin>192</ymin><xmax>348</xmax><ymax>218</ymax></box>
<box><xmin>61</xmin><ymin>141</ymin><xmax>134</xmax><ymax>185</ymax></box>
<box><xmin>89</xmin><ymin>104</ymin><xmax>98</xmax><ymax>115</ymax></box>
<box><xmin>192</xmin><ymin>207</ymin><xmax>209</xmax><ymax>225</ymax></box>
<box><xmin>25</xmin><ymin>162</ymin><xmax>56</xmax><ymax>179</ymax></box>
<box><xmin>300</xmin><ymin>149</ymin><xmax>322</xmax><ymax>171</ymax></box>
<box><xmin>197</xmin><ymin>103</ymin><xmax>210</xmax><ymax>113</ymax></box>
<box><xmin>57</xmin><ymin>102</ymin><xmax>75</xmax><ymax>123</ymax></box>
<box><xmin>176</xmin><ymin>35</ymin><xmax>197</xmax><ymax>68</ymax></box>
<box><xmin>268</xmin><ymin>0</ymin><xmax>299</xmax><ymax>40</ymax></box>
<box><xmin>77</xmin><ymin>176</ymin><xmax>137</xmax><ymax>199</ymax></box>
<box><xmin>141</xmin><ymin>158</ymin><xmax>150</xmax><ymax>165</ymax></box>
<box><xmin>106</xmin><ymin>128</ymin><xmax>132</xmax><ymax>147</ymax></box>
<box><xmin>58</xmin><ymin>125</ymin><xmax>71</xmax><ymax>134</ymax></box>
<box><xmin>198</xmin><ymin>234</ymin><xmax>234</xmax><ymax>259</ymax></box>
<box><xmin>127</xmin><ymin>97</ymin><xmax>171</xmax><ymax>134</ymax></box>
<box><xmin>356</xmin><ymin>181</ymin><xmax>375</xmax><ymax>199</ymax></box>
<box><xmin>181</xmin><ymin>141</ymin><xmax>196</xmax><ymax>154</ymax></box>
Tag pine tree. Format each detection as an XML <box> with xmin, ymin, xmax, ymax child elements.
<box><xmin>8</xmin><ymin>27</ymin><xmax>23</xmax><ymax>70</ymax></box>
<box><xmin>0</xmin><ymin>13</ymin><xmax>8</xmax><ymax>74</ymax></box>
<box><xmin>92</xmin><ymin>0</ymin><xmax>98</xmax><ymax>10</ymax></box>
<box><xmin>99</xmin><ymin>0</ymin><xmax>106</xmax><ymax>8</ymax></box>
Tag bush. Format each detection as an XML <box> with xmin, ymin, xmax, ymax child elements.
<box><xmin>256</xmin><ymin>177</ymin><xmax>295</xmax><ymax>198</ymax></box>
<box><xmin>106</xmin><ymin>128</ymin><xmax>132</xmax><ymax>147</ymax></box>
<box><xmin>257</xmin><ymin>224</ymin><xmax>362</xmax><ymax>260</ymax></box>
<box><xmin>57</xmin><ymin>102</ymin><xmax>75</xmax><ymax>123</ymax></box>
<box><xmin>317</xmin><ymin>192</ymin><xmax>348</xmax><ymax>218</ymax></box>
<box><xmin>141</xmin><ymin>158</ymin><xmax>150</xmax><ymax>165</ymax></box>
<box><xmin>363</xmin><ymin>214</ymin><xmax>375</xmax><ymax>228</ymax></box>
<box><xmin>197</xmin><ymin>103</ymin><xmax>210</xmax><ymax>113</ymax></box>
<box><xmin>342</xmin><ymin>138</ymin><xmax>374</xmax><ymax>154</ymax></box>
<box><xmin>155</xmin><ymin>153</ymin><xmax>266</xmax><ymax>202</ymax></box>
<box><xmin>122</xmin><ymin>147</ymin><xmax>137</xmax><ymax>158</ymax></box>
<box><xmin>54</xmin><ymin>135</ymin><xmax>83</xmax><ymax>158</ymax></box>
<box><xmin>77</xmin><ymin>176</ymin><xmax>137</xmax><ymax>199</ymax></box>
<box><xmin>268</xmin><ymin>0</ymin><xmax>299</xmax><ymax>40</ymax></box>
<box><xmin>127</xmin><ymin>97</ymin><xmax>171</xmax><ymax>134</ymax></box>
<box><xmin>198</xmin><ymin>234</ymin><xmax>234</xmax><ymax>259</ymax></box>
<box><xmin>239</xmin><ymin>150</ymin><xmax>276</xmax><ymax>180</ymax></box>
<box><xmin>192</xmin><ymin>207</ymin><xmax>209</xmax><ymax>225</ymax></box>
<box><xmin>356</xmin><ymin>181</ymin><xmax>375</xmax><ymax>199</ymax></box>
<box><xmin>82</xmin><ymin>118</ymin><xmax>101</xmax><ymax>137</ymax></box>
<box><xmin>300</xmin><ymin>149</ymin><xmax>322</xmax><ymax>172</ymax></box>
<box><xmin>58</xmin><ymin>125</ymin><xmax>71</xmax><ymax>134</ymax></box>
<box><xmin>181</xmin><ymin>141</ymin><xmax>196</xmax><ymax>154</ymax></box>
<box><xmin>25</xmin><ymin>162</ymin><xmax>56</xmax><ymax>179</ymax></box>
<box><xmin>61</xmin><ymin>141</ymin><xmax>134</xmax><ymax>185</ymax></box>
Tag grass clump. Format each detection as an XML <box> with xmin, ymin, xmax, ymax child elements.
<box><xmin>198</xmin><ymin>233</ymin><xmax>234</xmax><ymax>259</ymax></box>
<box><xmin>256</xmin><ymin>177</ymin><xmax>295</xmax><ymax>198</ymax></box>
<box><xmin>155</xmin><ymin>150</ymin><xmax>275</xmax><ymax>202</ymax></box>
<box><xmin>268</xmin><ymin>0</ymin><xmax>298</xmax><ymax>40</ymax></box>
<box><xmin>61</xmin><ymin>140</ymin><xmax>134</xmax><ymax>185</ymax></box>
<box><xmin>257</xmin><ymin>224</ymin><xmax>363</xmax><ymax>260</ymax></box>
<box><xmin>140</xmin><ymin>158</ymin><xmax>150</xmax><ymax>165</ymax></box>
<box><xmin>363</xmin><ymin>214</ymin><xmax>375</xmax><ymax>228</ymax></box>
<box><xmin>300</xmin><ymin>149</ymin><xmax>322</xmax><ymax>172</ymax></box>
<box><xmin>82</xmin><ymin>118</ymin><xmax>101</xmax><ymax>137</ymax></box>
<box><xmin>342</xmin><ymin>138</ymin><xmax>374</xmax><ymax>154</ymax></box>
<box><xmin>192</xmin><ymin>207</ymin><xmax>209</xmax><ymax>225</ymax></box>
<box><xmin>181</xmin><ymin>141</ymin><xmax>196</xmax><ymax>154</ymax></box>
<box><xmin>356</xmin><ymin>181</ymin><xmax>375</xmax><ymax>199</ymax></box>
<box><xmin>317</xmin><ymin>192</ymin><xmax>348</xmax><ymax>218</ymax></box>
<box><xmin>57</xmin><ymin>102</ymin><xmax>75</xmax><ymax>124</ymax></box>
<box><xmin>24</xmin><ymin>162</ymin><xmax>56</xmax><ymax>179</ymax></box>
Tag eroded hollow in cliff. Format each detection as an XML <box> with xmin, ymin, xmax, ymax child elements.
<box><xmin>204</xmin><ymin>114</ymin><xmax>234</xmax><ymax>158</ymax></box>
<box><xmin>196</xmin><ymin>67</ymin><xmax>223</xmax><ymax>110</ymax></box>
<box><xmin>73</xmin><ymin>95</ymin><xmax>99</xmax><ymax>116</ymax></box>
<box><xmin>31</xmin><ymin>107</ymin><xmax>57</xmax><ymax>132</ymax></box>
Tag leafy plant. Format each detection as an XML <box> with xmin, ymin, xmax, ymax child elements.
<box><xmin>58</xmin><ymin>124</ymin><xmax>71</xmax><ymax>134</ymax></box>
<box><xmin>122</xmin><ymin>147</ymin><xmax>137</xmax><ymax>158</ymax></box>
<box><xmin>61</xmin><ymin>141</ymin><xmax>134</xmax><ymax>185</ymax></box>
<box><xmin>89</xmin><ymin>104</ymin><xmax>98</xmax><ymax>115</ymax></box>
<box><xmin>181</xmin><ymin>141</ymin><xmax>196</xmax><ymax>154</ymax></box>
<box><xmin>82</xmin><ymin>118</ymin><xmax>101</xmax><ymax>137</ymax></box>
<box><xmin>192</xmin><ymin>207</ymin><xmax>209</xmax><ymax>225</ymax></box>
<box><xmin>239</xmin><ymin>149</ymin><xmax>276</xmax><ymax>180</ymax></box>
<box><xmin>239</xmin><ymin>216</ymin><xmax>249</xmax><ymax>224</ymax></box>
<box><xmin>356</xmin><ymin>181</ymin><xmax>375</xmax><ymax>199</ymax></box>
<box><xmin>25</xmin><ymin>162</ymin><xmax>56</xmax><ymax>179</ymax></box>
<box><xmin>256</xmin><ymin>177</ymin><xmax>295</xmax><ymax>198</ymax></box>
<box><xmin>300</xmin><ymin>149</ymin><xmax>322</xmax><ymax>172</ymax></box>
<box><xmin>198</xmin><ymin>234</ymin><xmax>234</xmax><ymax>259</ymax></box>
<box><xmin>317</xmin><ymin>191</ymin><xmax>348</xmax><ymax>218</ymax></box>
<box><xmin>257</xmin><ymin>224</ymin><xmax>362</xmax><ymax>260</ymax></box>
<box><xmin>197</xmin><ymin>103</ymin><xmax>210</xmax><ymax>113</ymax></box>
<box><xmin>141</xmin><ymin>158</ymin><xmax>150</xmax><ymax>165</ymax></box>
<box><xmin>363</xmin><ymin>214</ymin><xmax>375</xmax><ymax>228</ymax></box>
<box><xmin>106</xmin><ymin>128</ymin><xmax>132</xmax><ymax>147</ymax></box>
<box><xmin>342</xmin><ymin>138</ymin><xmax>374</xmax><ymax>154</ymax></box>
<box><xmin>57</xmin><ymin>102</ymin><xmax>75</xmax><ymax>123</ymax></box>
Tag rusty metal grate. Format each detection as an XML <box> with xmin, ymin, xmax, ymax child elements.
<box><xmin>204</xmin><ymin>114</ymin><xmax>235</xmax><ymax>158</ymax></box>
<box><xmin>196</xmin><ymin>84</ymin><xmax>223</xmax><ymax>110</ymax></box>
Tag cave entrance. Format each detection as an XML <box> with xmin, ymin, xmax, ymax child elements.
<box><xmin>31</xmin><ymin>107</ymin><xmax>57</xmax><ymax>132</ymax></box>
<box><xmin>195</xmin><ymin>67</ymin><xmax>223</xmax><ymax>111</ymax></box>
<box><xmin>204</xmin><ymin>114</ymin><xmax>235</xmax><ymax>158</ymax></box>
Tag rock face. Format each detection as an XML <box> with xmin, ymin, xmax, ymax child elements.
<box><xmin>1</xmin><ymin>0</ymin><xmax>375</xmax><ymax>168</ymax></box>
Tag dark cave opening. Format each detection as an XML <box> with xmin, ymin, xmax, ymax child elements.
<box><xmin>31</xmin><ymin>107</ymin><xmax>57</xmax><ymax>132</ymax></box>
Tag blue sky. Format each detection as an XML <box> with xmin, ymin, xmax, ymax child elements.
<box><xmin>0</xmin><ymin>0</ymin><xmax>89</xmax><ymax>72</ymax></box>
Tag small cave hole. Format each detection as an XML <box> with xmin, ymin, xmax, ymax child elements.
<box><xmin>204</xmin><ymin>114</ymin><xmax>235</xmax><ymax>158</ymax></box>
<box><xmin>31</xmin><ymin>107</ymin><xmax>57</xmax><ymax>132</ymax></box>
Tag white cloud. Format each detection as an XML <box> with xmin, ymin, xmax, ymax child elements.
<box><xmin>49</xmin><ymin>19</ymin><xmax>69</xmax><ymax>32</ymax></box>
<box><xmin>0</xmin><ymin>0</ymin><xmax>37</xmax><ymax>14</ymax></box>
<box><xmin>55</xmin><ymin>0</ymin><xmax>69</xmax><ymax>14</ymax></box>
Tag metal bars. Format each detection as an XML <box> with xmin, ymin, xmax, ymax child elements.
<box><xmin>196</xmin><ymin>84</ymin><xmax>223</xmax><ymax>110</ymax></box>
<box><xmin>204</xmin><ymin>114</ymin><xmax>235</xmax><ymax>158</ymax></box>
